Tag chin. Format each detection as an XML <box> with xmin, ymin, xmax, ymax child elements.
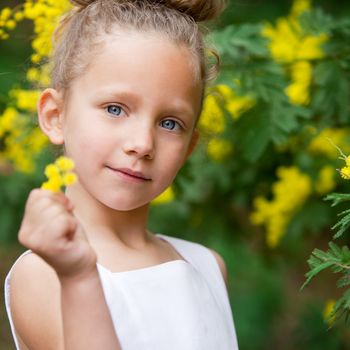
<box><xmin>100</xmin><ymin>196</ymin><xmax>150</xmax><ymax>212</ymax></box>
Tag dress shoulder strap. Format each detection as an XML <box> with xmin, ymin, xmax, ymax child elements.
<box><xmin>155</xmin><ymin>233</ymin><xmax>231</xmax><ymax>315</ymax></box>
<box><xmin>4</xmin><ymin>250</ymin><xmax>32</xmax><ymax>350</ymax></box>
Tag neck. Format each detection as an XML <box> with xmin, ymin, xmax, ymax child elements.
<box><xmin>65</xmin><ymin>184</ymin><xmax>152</xmax><ymax>250</ymax></box>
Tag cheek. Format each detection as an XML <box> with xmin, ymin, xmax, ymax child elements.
<box><xmin>64</xmin><ymin>115</ymin><xmax>108</xmax><ymax>153</ymax></box>
<box><xmin>160</xmin><ymin>142</ymin><xmax>189</xmax><ymax>174</ymax></box>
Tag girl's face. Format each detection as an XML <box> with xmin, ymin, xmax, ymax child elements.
<box><xmin>59</xmin><ymin>31</ymin><xmax>202</xmax><ymax>211</ymax></box>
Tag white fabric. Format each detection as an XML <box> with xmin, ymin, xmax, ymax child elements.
<box><xmin>4</xmin><ymin>250</ymin><xmax>32</xmax><ymax>350</ymax></box>
<box><xmin>4</xmin><ymin>233</ymin><xmax>239</xmax><ymax>349</ymax></box>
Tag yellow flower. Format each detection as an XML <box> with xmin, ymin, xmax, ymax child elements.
<box><xmin>0</xmin><ymin>107</ymin><xmax>18</xmax><ymax>136</ymax></box>
<box><xmin>198</xmin><ymin>94</ymin><xmax>225</xmax><ymax>135</ymax></box>
<box><xmin>62</xmin><ymin>172</ymin><xmax>78</xmax><ymax>186</ymax></box>
<box><xmin>152</xmin><ymin>187</ymin><xmax>175</xmax><ymax>205</ymax></box>
<box><xmin>26</xmin><ymin>67</ymin><xmax>40</xmax><ymax>82</ymax></box>
<box><xmin>0</xmin><ymin>8</ymin><xmax>12</xmax><ymax>22</ymax></box>
<box><xmin>285</xmin><ymin>81</ymin><xmax>310</xmax><ymax>105</ymax></box>
<box><xmin>44</xmin><ymin>163</ymin><xmax>60</xmax><ymax>178</ymax></box>
<box><xmin>315</xmin><ymin>166</ymin><xmax>336</xmax><ymax>195</ymax></box>
<box><xmin>41</xmin><ymin>156</ymin><xmax>78</xmax><ymax>192</ymax></box>
<box><xmin>0</xmin><ymin>32</ymin><xmax>7</xmax><ymax>40</ymax></box>
<box><xmin>0</xmin><ymin>107</ymin><xmax>49</xmax><ymax>173</ymax></box>
<box><xmin>262</xmin><ymin>0</ymin><xmax>328</xmax><ymax>106</ymax></box>
<box><xmin>217</xmin><ymin>84</ymin><xmax>255</xmax><ymax>120</ymax></box>
<box><xmin>28</xmin><ymin>128</ymin><xmax>48</xmax><ymax>153</ymax></box>
<box><xmin>266</xmin><ymin>215</ymin><xmax>288</xmax><ymax>248</ymax></box>
<box><xmin>323</xmin><ymin>299</ymin><xmax>336</xmax><ymax>326</ymax></box>
<box><xmin>207</xmin><ymin>138</ymin><xmax>233</xmax><ymax>162</ymax></box>
<box><xmin>290</xmin><ymin>0</ymin><xmax>311</xmax><ymax>17</ymax></box>
<box><xmin>20</xmin><ymin>0</ymin><xmax>72</xmax><ymax>63</ymax></box>
<box><xmin>308</xmin><ymin>128</ymin><xmax>350</xmax><ymax>158</ymax></box>
<box><xmin>55</xmin><ymin>156</ymin><xmax>75</xmax><ymax>171</ymax></box>
<box><xmin>26</xmin><ymin>64</ymin><xmax>51</xmax><ymax>86</ymax></box>
<box><xmin>0</xmin><ymin>6</ymin><xmax>26</xmax><ymax>40</ymax></box>
<box><xmin>290</xmin><ymin>60</ymin><xmax>312</xmax><ymax>83</ymax></box>
<box><xmin>250</xmin><ymin>196</ymin><xmax>273</xmax><ymax>225</ymax></box>
<box><xmin>340</xmin><ymin>166</ymin><xmax>350</xmax><ymax>180</ymax></box>
<box><xmin>251</xmin><ymin>166</ymin><xmax>312</xmax><ymax>248</ymax></box>
<box><xmin>5</xmin><ymin>20</ymin><xmax>16</xmax><ymax>30</ymax></box>
<box><xmin>10</xmin><ymin>89</ymin><xmax>41</xmax><ymax>113</ymax></box>
<box><xmin>297</xmin><ymin>34</ymin><xmax>328</xmax><ymax>60</ymax></box>
<box><xmin>41</xmin><ymin>178</ymin><xmax>63</xmax><ymax>193</ymax></box>
<box><xmin>0</xmin><ymin>1</ymin><xmax>74</xmax><ymax>174</ymax></box>
<box><xmin>14</xmin><ymin>12</ymin><xmax>24</xmax><ymax>22</ymax></box>
<box><xmin>262</xmin><ymin>1</ymin><xmax>327</xmax><ymax>64</ymax></box>
<box><xmin>262</xmin><ymin>18</ymin><xmax>300</xmax><ymax>63</ymax></box>
<box><xmin>285</xmin><ymin>60</ymin><xmax>312</xmax><ymax>106</ymax></box>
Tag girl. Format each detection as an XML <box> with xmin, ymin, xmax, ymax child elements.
<box><xmin>4</xmin><ymin>0</ymin><xmax>239</xmax><ymax>349</ymax></box>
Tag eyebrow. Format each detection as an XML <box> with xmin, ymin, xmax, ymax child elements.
<box><xmin>95</xmin><ymin>89</ymin><xmax>195</xmax><ymax>118</ymax></box>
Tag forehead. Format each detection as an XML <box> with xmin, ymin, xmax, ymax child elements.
<box><xmin>69</xmin><ymin>30</ymin><xmax>202</xmax><ymax>117</ymax></box>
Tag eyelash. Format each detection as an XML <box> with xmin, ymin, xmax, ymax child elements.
<box><xmin>106</xmin><ymin>104</ymin><xmax>126</xmax><ymax>117</ymax></box>
<box><xmin>105</xmin><ymin>104</ymin><xmax>184</xmax><ymax>131</ymax></box>
<box><xmin>160</xmin><ymin>119</ymin><xmax>182</xmax><ymax>131</ymax></box>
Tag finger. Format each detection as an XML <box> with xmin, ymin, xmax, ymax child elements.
<box><xmin>48</xmin><ymin>191</ymin><xmax>73</xmax><ymax>209</ymax></box>
<box><xmin>28</xmin><ymin>189</ymin><xmax>74</xmax><ymax>214</ymax></box>
<box><xmin>51</xmin><ymin>212</ymin><xmax>78</xmax><ymax>242</ymax></box>
<box><xmin>20</xmin><ymin>200</ymin><xmax>76</xmax><ymax>243</ymax></box>
<box><xmin>66</xmin><ymin>199</ymin><xmax>75</xmax><ymax>213</ymax></box>
<box><xmin>24</xmin><ymin>213</ymin><xmax>78</xmax><ymax>252</ymax></box>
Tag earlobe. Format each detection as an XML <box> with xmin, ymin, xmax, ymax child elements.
<box><xmin>37</xmin><ymin>88</ymin><xmax>65</xmax><ymax>145</ymax></box>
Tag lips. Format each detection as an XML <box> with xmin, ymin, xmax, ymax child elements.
<box><xmin>106</xmin><ymin>166</ymin><xmax>151</xmax><ymax>181</ymax></box>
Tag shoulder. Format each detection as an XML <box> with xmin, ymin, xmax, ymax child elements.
<box><xmin>9</xmin><ymin>252</ymin><xmax>63</xmax><ymax>350</ymax></box>
<box><xmin>209</xmin><ymin>248</ymin><xmax>228</xmax><ymax>289</ymax></box>
<box><xmin>157</xmin><ymin>234</ymin><xmax>229</xmax><ymax>288</ymax></box>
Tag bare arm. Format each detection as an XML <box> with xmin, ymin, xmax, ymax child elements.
<box><xmin>210</xmin><ymin>248</ymin><xmax>229</xmax><ymax>289</ymax></box>
<box><xmin>59</xmin><ymin>268</ymin><xmax>120</xmax><ymax>350</ymax></box>
<box><xmin>12</xmin><ymin>189</ymin><xmax>121</xmax><ymax>350</ymax></box>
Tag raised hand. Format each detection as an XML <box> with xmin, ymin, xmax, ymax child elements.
<box><xmin>15</xmin><ymin>189</ymin><xmax>121</xmax><ymax>349</ymax></box>
<box><xmin>18</xmin><ymin>188</ymin><xmax>97</xmax><ymax>279</ymax></box>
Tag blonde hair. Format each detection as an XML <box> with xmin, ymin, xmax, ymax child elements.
<box><xmin>52</xmin><ymin>0</ymin><xmax>226</xmax><ymax>103</ymax></box>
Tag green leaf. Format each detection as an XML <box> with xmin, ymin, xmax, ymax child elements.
<box><xmin>324</xmin><ymin>193</ymin><xmax>350</xmax><ymax>207</ymax></box>
<box><xmin>235</xmin><ymin>110</ymin><xmax>272</xmax><ymax>162</ymax></box>
<box><xmin>332</xmin><ymin>289</ymin><xmax>350</xmax><ymax>323</ymax></box>
<box><xmin>342</xmin><ymin>246</ymin><xmax>350</xmax><ymax>260</ymax></box>
<box><xmin>313</xmin><ymin>248</ymin><xmax>333</xmax><ymax>261</ymax></box>
<box><xmin>336</xmin><ymin>273</ymin><xmax>350</xmax><ymax>289</ymax></box>
<box><xmin>331</xmin><ymin>211</ymin><xmax>350</xmax><ymax>239</ymax></box>
<box><xmin>301</xmin><ymin>260</ymin><xmax>335</xmax><ymax>290</ymax></box>
<box><xmin>329</xmin><ymin>241</ymin><xmax>343</xmax><ymax>259</ymax></box>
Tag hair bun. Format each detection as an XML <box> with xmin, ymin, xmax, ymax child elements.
<box><xmin>70</xmin><ymin>0</ymin><xmax>227</xmax><ymax>21</ymax></box>
<box><xmin>161</xmin><ymin>0</ymin><xmax>227</xmax><ymax>22</ymax></box>
<box><xmin>70</xmin><ymin>0</ymin><xmax>95</xmax><ymax>8</ymax></box>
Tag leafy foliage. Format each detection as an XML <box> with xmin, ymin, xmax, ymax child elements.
<box><xmin>302</xmin><ymin>241</ymin><xmax>350</xmax><ymax>323</ymax></box>
<box><xmin>302</xmin><ymin>191</ymin><xmax>350</xmax><ymax>323</ymax></box>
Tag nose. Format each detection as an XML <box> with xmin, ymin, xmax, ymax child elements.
<box><xmin>122</xmin><ymin>123</ymin><xmax>155</xmax><ymax>160</ymax></box>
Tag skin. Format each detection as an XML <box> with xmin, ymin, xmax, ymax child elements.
<box><xmin>10</xmin><ymin>30</ymin><xmax>228</xmax><ymax>350</ymax></box>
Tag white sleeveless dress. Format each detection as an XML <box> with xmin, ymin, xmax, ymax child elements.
<box><xmin>4</xmin><ymin>233</ymin><xmax>239</xmax><ymax>349</ymax></box>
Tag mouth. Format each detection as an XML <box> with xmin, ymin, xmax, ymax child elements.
<box><xmin>106</xmin><ymin>166</ymin><xmax>152</xmax><ymax>182</ymax></box>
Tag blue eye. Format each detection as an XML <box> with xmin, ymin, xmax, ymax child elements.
<box><xmin>106</xmin><ymin>105</ymin><xmax>124</xmax><ymax>117</ymax></box>
<box><xmin>160</xmin><ymin>119</ymin><xmax>180</xmax><ymax>131</ymax></box>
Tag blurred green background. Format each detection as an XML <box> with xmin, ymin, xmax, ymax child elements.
<box><xmin>1</xmin><ymin>0</ymin><xmax>350</xmax><ymax>349</ymax></box>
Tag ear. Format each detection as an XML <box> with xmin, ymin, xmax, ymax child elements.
<box><xmin>37</xmin><ymin>88</ymin><xmax>65</xmax><ymax>145</ymax></box>
<box><xmin>185</xmin><ymin>128</ymin><xmax>199</xmax><ymax>160</ymax></box>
